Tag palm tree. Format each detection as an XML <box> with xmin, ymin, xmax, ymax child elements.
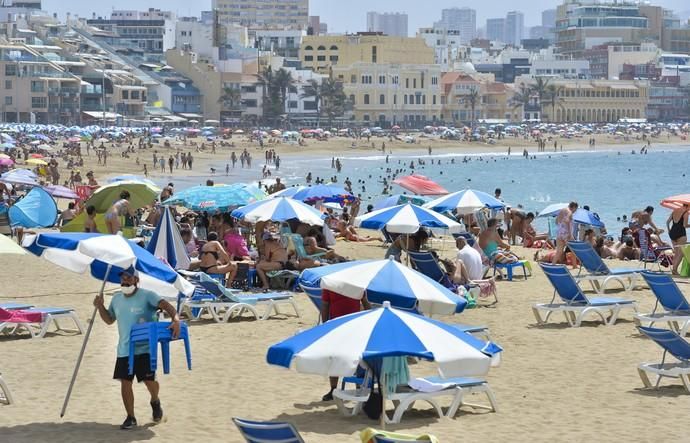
<box><xmin>218</xmin><ymin>86</ymin><xmax>241</xmax><ymax>112</ymax></box>
<box><xmin>532</xmin><ymin>77</ymin><xmax>550</xmax><ymax>120</ymax></box>
<box><xmin>544</xmin><ymin>84</ymin><xmax>565</xmax><ymax>122</ymax></box>
<box><xmin>273</xmin><ymin>68</ymin><xmax>294</xmax><ymax>114</ymax></box>
<box><xmin>510</xmin><ymin>83</ymin><xmax>533</xmax><ymax>121</ymax></box>
<box><xmin>320</xmin><ymin>78</ymin><xmax>348</xmax><ymax>128</ymax></box>
<box><xmin>256</xmin><ymin>66</ymin><xmax>282</xmax><ymax>125</ymax></box>
<box><xmin>300</xmin><ymin>79</ymin><xmax>322</xmax><ymax>128</ymax></box>
<box><xmin>463</xmin><ymin>88</ymin><xmax>480</xmax><ymax>129</ymax></box>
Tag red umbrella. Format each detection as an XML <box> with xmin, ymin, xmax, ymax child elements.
<box><xmin>661</xmin><ymin>194</ymin><xmax>690</xmax><ymax>210</ymax></box>
<box><xmin>29</xmin><ymin>153</ymin><xmax>44</xmax><ymax>159</ymax></box>
<box><xmin>392</xmin><ymin>174</ymin><xmax>449</xmax><ymax>196</ymax></box>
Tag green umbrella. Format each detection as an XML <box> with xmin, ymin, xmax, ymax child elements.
<box><xmin>85</xmin><ymin>180</ymin><xmax>161</xmax><ymax>212</ymax></box>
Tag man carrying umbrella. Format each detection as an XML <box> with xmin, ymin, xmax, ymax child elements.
<box><xmin>93</xmin><ymin>269</ymin><xmax>181</xmax><ymax>430</ymax></box>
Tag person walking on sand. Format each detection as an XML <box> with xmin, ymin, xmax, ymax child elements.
<box><xmin>553</xmin><ymin>202</ymin><xmax>577</xmax><ymax>264</ymax></box>
<box><xmin>93</xmin><ymin>269</ymin><xmax>180</xmax><ymax>430</ymax></box>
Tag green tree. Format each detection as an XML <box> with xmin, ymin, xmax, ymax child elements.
<box><xmin>510</xmin><ymin>83</ymin><xmax>533</xmax><ymax>121</ymax></box>
<box><xmin>273</xmin><ymin>68</ymin><xmax>294</xmax><ymax>114</ymax></box>
<box><xmin>532</xmin><ymin>76</ymin><xmax>551</xmax><ymax>119</ymax></box>
<box><xmin>256</xmin><ymin>66</ymin><xmax>282</xmax><ymax>125</ymax></box>
<box><xmin>218</xmin><ymin>86</ymin><xmax>241</xmax><ymax>112</ymax></box>
<box><xmin>463</xmin><ymin>88</ymin><xmax>480</xmax><ymax>129</ymax></box>
<box><xmin>544</xmin><ymin>84</ymin><xmax>565</xmax><ymax>122</ymax></box>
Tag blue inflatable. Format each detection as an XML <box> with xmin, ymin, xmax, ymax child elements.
<box><xmin>9</xmin><ymin>187</ymin><xmax>58</xmax><ymax>228</ymax></box>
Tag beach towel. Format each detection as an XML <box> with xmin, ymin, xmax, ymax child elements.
<box><xmin>360</xmin><ymin>428</ymin><xmax>440</xmax><ymax>443</ymax></box>
<box><xmin>0</xmin><ymin>307</ymin><xmax>43</xmax><ymax>323</ymax></box>
<box><xmin>381</xmin><ymin>356</ymin><xmax>410</xmax><ymax>395</ymax></box>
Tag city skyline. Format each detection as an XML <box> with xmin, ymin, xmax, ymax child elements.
<box><xmin>42</xmin><ymin>0</ymin><xmax>690</xmax><ymax>35</ymax></box>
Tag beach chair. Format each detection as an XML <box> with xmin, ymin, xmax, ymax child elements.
<box><xmin>298</xmin><ymin>283</ymin><xmax>323</xmax><ymax>325</ymax></box>
<box><xmin>637</xmin><ymin>326</ymin><xmax>690</xmax><ymax>393</ymax></box>
<box><xmin>287</xmin><ymin>234</ymin><xmax>327</xmax><ymax>261</ymax></box>
<box><xmin>533</xmin><ymin>263</ymin><xmax>638</xmax><ymax>327</ymax></box>
<box><xmin>178</xmin><ymin>276</ymin><xmax>260</xmax><ymax>322</ymax></box>
<box><xmin>0</xmin><ymin>302</ymin><xmax>33</xmax><ymax>310</ymax></box>
<box><xmin>452</xmin><ymin>231</ymin><xmax>476</xmax><ymax>247</ymax></box>
<box><xmin>634</xmin><ymin>272</ymin><xmax>690</xmax><ymax>336</ymax></box>
<box><xmin>492</xmin><ymin>259</ymin><xmax>529</xmax><ymax>282</ymax></box>
<box><xmin>232</xmin><ymin>417</ymin><xmax>305</xmax><ymax>443</ymax></box>
<box><xmin>567</xmin><ymin>240</ymin><xmax>641</xmax><ymax>294</ymax></box>
<box><xmin>0</xmin><ymin>371</ymin><xmax>12</xmax><ymax>405</ymax></box>
<box><xmin>0</xmin><ymin>307</ymin><xmax>84</xmax><ymax>339</ymax></box>
<box><xmin>636</xmin><ymin>229</ymin><xmax>673</xmax><ymax>270</ymax></box>
<box><xmin>407</xmin><ymin>250</ymin><xmax>458</xmax><ymax>292</ymax></box>
<box><xmin>334</xmin><ymin>375</ymin><xmax>497</xmax><ymax>424</ymax></box>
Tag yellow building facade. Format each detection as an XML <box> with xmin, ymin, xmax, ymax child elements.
<box><xmin>300</xmin><ymin>34</ymin><xmax>434</xmax><ymax>73</ymax></box>
<box><xmin>332</xmin><ymin>62</ymin><xmax>443</xmax><ymax>127</ymax></box>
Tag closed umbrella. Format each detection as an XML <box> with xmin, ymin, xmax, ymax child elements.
<box><xmin>300</xmin><ymin>258</ymin><xmax>467</xmax><ymax>315</ymax></box>
<box><xmin>232</xmin><ymin>197</ymin><xmax>324</xmax><ymax>226</ymax></box>
<box><xmin>354</xmin><ymin>203</ymin><xmax>462</xmax><ymax>234</ymax></box>
<box><xmin>424</xmin><ymin>189</ymin><xmax>505</xmax><ymax>215</ymax></box>
<box><xmin>23</xmin><ymin>232</ymin><xmax>194</xmax><ymax>416</ymax></box>
<box><xmin>147</xmin><ymin>207</ymin><xmax>191</xmax><ymax>270</ymax></box>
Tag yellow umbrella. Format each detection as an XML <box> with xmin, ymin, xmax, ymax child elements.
<box><xmin>26</xmin><ymin>158</ymin><xmax>48</xmax><ymax>166</ymax></box>
<box><xmin>0</xmin><ymin>234</ymin><xmax>26</xmax><ymax>255</ymax></box>
<box><xmin>0</xmin><ymin>153</ymin><xmax>10</xmax><ymax>159</ymax></box>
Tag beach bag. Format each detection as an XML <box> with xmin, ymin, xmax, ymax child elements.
<box><xmin>363</xmin><ymin>372</ymin><xmax>383</xmax><ymax>420</ymax></box>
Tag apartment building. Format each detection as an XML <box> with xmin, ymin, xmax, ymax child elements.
<box><xmin>212</xmin><ymin>0</ymin><xmax>309</xmax><ymax>30</ymax></box>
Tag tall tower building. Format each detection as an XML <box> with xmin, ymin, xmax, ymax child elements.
<box><xmin>435</xmin><ymin>7</ymin><xmax>476</xmax><ymax>43</ymax></box>
<box><xmin>366</xmin><ymin>11</ymin><xmax>408</xmax><ymax>37</ymax></box>
<box><xmin>212</xmin><ymin>0</ymin><xmax>309</xmax><ymax>29</ymax></box>
<box><xmin>505</xmin><ymin>10</ymin><xmax>524</xmax><ymax>46</ymax></box>
<box><xmin>486</xmin><ymin>18</ymin><xmax>505</xmax><ymax>42</ymax></box>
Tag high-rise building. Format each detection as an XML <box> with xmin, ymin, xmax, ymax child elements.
<box><xmin>505</xmin><ymin>11</ymin><xmax>524</xmax><ymax>46</ymax></box>
<box><xmin>212</xmin><ymin>0</ymin><xmax>309</xmax><ymax>29</ymax></box>
<box><xmin>308</xmin><ymin>16</ymin><xmax>321</xmax><ymax>35</ymax></box>
<box><xmin>486</xmin><ymin>18</ymin><xmax>505</xmax><ymax>42</ymax></box>
<box><xmin>434</xmin><ymin>7</ymin><xmax>476</xmax><ymax>44</ymax></box>
<box><xmin>366</xmin><ymin>12</ymin><xmax>408</xmax><ymax>37</ymax></box>
<box><xmin>542</xmin><ymin>9</ymin><xmax>557</xmax><ymax>28</ymax></box>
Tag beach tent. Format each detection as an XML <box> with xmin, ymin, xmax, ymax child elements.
<box><xmin>60</xmin><ymin>212</ymin><xmax>137</xmax><ymax>238</ymax></box>
<box><xmin>8</xmin><ymin>187</ymin><xmax>57</xmax><ymax>228</ymax></box>
<box><xmin>146</xmin><ymin>207</ymin><xmax>190</xmax><ymax>270</ymax></box>
<box><xmin>393</xmin><ymin>174</ymin><xmax>448</xmax><ymax>196</ymax></box>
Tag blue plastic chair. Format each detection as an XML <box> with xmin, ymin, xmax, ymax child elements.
<box><xmin>533</xmin><ymin>263</ymin><xmax>637</xmax><ymax>327</ymax></box>
<box><xmin>636</xmin><ymin>271</ymin><xmax>690</xmax><ymax>336</ymax></box>
<box><xmin>232</xmin><ymin>417</ymin><xmax>304</xmax><ymax>443</ymax></box>
<box><xmin>452</xmin><ymin>231</ymin><xmax>476</xmax><ymax>247</ymax></box>
<box><xmin>568</xmin><ymin>240</ymin><xmax>641</xmax><ymax>293</ymax></box>
<box><xmin>128</xmin><ymin>322</ymin><xmax>192</xmax><ymax>375</ymax></box>
<box><xmin>637</xmin><ymin>326</ymin><xmax>690</xmax><ymax>392</ymax></box>
<box><xmin>493</xmin><ymin>260</ymin><xmax>528</xmax><ymax>281</ymax></box>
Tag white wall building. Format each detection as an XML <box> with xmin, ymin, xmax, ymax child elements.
<box><xmin>366</xmin><ymin>12</ymin><xmax>408</xmax><ymax>38</ymax></box>
<box><xmin>417</xmin><ymin>27</ymin><xmax>468</xmax><ymax>69</ymax></box>
<box><xmin>434</xmin><ymin>7</ymin><xmax>476</xmax><ymax>44</ymax></box>
<box><xmin>505</xmin><ymin>11</ymin><xmax>524</xmax><ymax>46</ymax></box>
<box><xmin>486</xmin><ymin>18</ymin><xmax>505</xmax><ymax>42</ymax></box>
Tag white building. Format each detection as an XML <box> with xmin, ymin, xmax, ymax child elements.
<box><xmin>530</xmin><ymin>59</ymin><xmax>590</xmax><ymax>79</ymax></box>
<box><xmin>505</xmin><ymin>11</ymin><xmax>524</xmax><ymax>46</ymax></box>
<box><xmin>660</xmin><ymin>53</ymin><xmax>690</xmax><ymax>86</ymax></box>
<box><xmin>486</xmin><ymin>18</ymin><xmax>505</xmax><ymax>42</ymax></box>
<box><xmin>211</xmin><ymin>0</ymin><xmax>309</xmax><ymax>30</ymax></box>
<box><xmin>175</xmin><ymin>17</ymin><xmax>215</xmax><ymax>59</ymax></box>
<box><xmin>252</xmin><ymin>28</ymin><xmax>305</xmax><ymax>59</ymax></box>
<box><xmin>434</xmin><ymin>7</ymin><xmax>476</xmax><ymax>44</ymax></box>
<box><xmin>111</xmin><ymin>9</ymin><xmax>176</xmax><ymax>21</ymax></box>
<box><xmin>417</xmin><ymin>27</ymin><xmax>469</xmax><ymax>69</ymax></box>
<box><xmin>366</xmin><ymin>12</ymin><xmax>408</xmax><ymax>38</ymax></box>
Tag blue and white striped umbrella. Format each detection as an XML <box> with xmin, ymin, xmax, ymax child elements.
<box><xmin>146</xmin><ymin>207</ymin><xmax>191</xmax><ymax>270</ymax></box>
<box><xmin>537</xmin><ymin>203</ymin><xmax>605</xmax><ymax>228</ymax></box>
<box><xmin>267</xmin><ymin>302</ymin><xmax>502</xmax><ymax>377</ymax></box>
<box><xmin>373</xmin><ymin>194</ymin><xmax>429</xmax><ymax>211</ymax></box>
<box><xmin>23</xmin><ymin>233</ymin><xmax>194</xmax><ymax>300</ymax></box>
<box><xmin>424</xmin><ymin>189</ymin><xmax>505</xmax><ymax>215</ymax></box>
<box><xmin>300</xmin><ymin>258</ymin><xmax>467</xmax><ymax>315</ymax></box>
<box><xmin>0</xmin><ymin>169</ymin><xmax>38</xmax><ymax>186</ymax></box>
<box><xmin>231</xmin><ymin>197</ymin><xmax>324</xmax><ymax>226</ymax></box>
<box><xmin>268</xmin><ymin>186</ymin><xmax>306</xmax><ymax>199</ymax></box>
<box><xmin>355</xmin><ymin>203</ymin><xmax>462</xmax><ymax>234</ymax></box>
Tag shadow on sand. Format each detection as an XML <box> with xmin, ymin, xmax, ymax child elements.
<box><xmin>0</xmin><ymin>421</ymin><xmax>155</xmax><ymax>443</ymax></box>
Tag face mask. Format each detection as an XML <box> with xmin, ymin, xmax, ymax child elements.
<box><xmin>121</xmin><ymin>285</ymin><xmax>136</xmax><ymax>295</ymax></box>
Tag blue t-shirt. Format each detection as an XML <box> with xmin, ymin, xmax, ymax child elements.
<box><xmin>108</xmin><ymin>288</ymin><xmax>162</xmax><ymax>358</ymax></box>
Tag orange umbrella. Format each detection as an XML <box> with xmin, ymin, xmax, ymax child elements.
<box><xmin>29</xmin><ymin>153</ymin><xmax>44</xmax><ymax>159</ymax></box>
<box><xmin>661</xmin><ymin>194</ymin><xmax>690</xmax><ymax>210</ymax></box>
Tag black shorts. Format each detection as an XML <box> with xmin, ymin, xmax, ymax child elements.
<box><xmin>113</xmin><ymin>354</ymin><xmax>156</xmax><ymax>383</ymax></box>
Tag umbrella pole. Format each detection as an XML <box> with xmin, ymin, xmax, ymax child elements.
<box><xmin>380</xmin><ymin>372</ymin><xmax>387</xmax><ymax>430</ymax></box>
<box><xmin>60</xmin><ymin>265</ymin><xmax>111</xmax><ymax>418</ymax></box>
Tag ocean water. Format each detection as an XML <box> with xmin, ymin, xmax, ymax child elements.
<box><xmin>169</xmin><ymin>145</ymin><xmax>690</xmax><ymax>236</ymax></box>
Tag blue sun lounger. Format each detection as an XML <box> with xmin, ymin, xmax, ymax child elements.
<box><xmin>568</xmin><ymin>241</ymin><xmax>641</xmax><ymax>294</ymax></box>
<box><xmin>533</xmin><ymin>263</ymin><xmax>637</xmax><ymax>327</ymax></box>
<box><xmin>635</xmin><ymin>272</ymin><xmax>690</xmax><ymax>336</ymax></box>
<box><xmin>637</xmin><ymin>326</ymin><xmax>690</xmax><ymax>393</ymax></box>
<box><xmin>233</xmin><ymin>417</ymin><xmax>305</xmax><ymax>443</ymax></box>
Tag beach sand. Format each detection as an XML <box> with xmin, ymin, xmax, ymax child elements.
<box><xmin>1</xmin><ymin>237</ymin><xmax>689</xmax><ymax>443</ymax></box>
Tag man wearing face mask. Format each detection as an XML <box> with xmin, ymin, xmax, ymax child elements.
<box><xmin>93</xmin><ymin>269</ymin><xmax>181</xmax><ymax>430</ymax></box>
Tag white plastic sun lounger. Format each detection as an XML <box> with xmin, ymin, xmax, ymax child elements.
<box><xmin>0</xmin><ymin>307</ymin><xmax>85</xmax><ymax>339</ymax></box>
<box><xmin>0</xmin><ymin>371</ymin><xmax>12</xmax><ymax>405</ymax></box>
<box><xmin>637</xmin><ymin>326</ymin><xmax>690</xmax><ymax>393</ymax></box>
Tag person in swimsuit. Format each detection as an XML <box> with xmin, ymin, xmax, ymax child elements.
<box><xmin>336</xmin><ymin>214</ymin><xmax>376</xmax><ymax>242</ymax></box>
<box><xmin>478</xmin><ymin>218</ymin><xmax>518</xmax><ymax>264</ymax></box>
<box><xmin>666</xmin><ymin>203</ymin><xmax>689</xmax><ymax>275</ymax></box>
<box><xmin>198</xmin><ymin>232</ymin><xmax>238</xmax><ymax>285</ymax></box>
<box><xmin>553</xmin><ymin>202</ymin><xmax>577</xmax><ymax>265</ymax></box>
<box><xmin>256</xmin><ymin>232</ymin><xmax>292</xmax><ymax>290</ymax></box>
<box><xmin>522</xmin><ymin>213</ymin><xmax>552</xmax><ymax>248</ymax></box>
<box><xmin>84</xmin><ymin>205</ymin><xmax>99</xmax><ymax>233</ymax></box>
<box><xmin>631</xmin><ymin>206</ymin><xmax>663</xmax><ymax>235</ymax></box>
<box><xmin>105</xmin><ymin>191</ymin><xmax>135</xmax><ymax>235</ymax></box>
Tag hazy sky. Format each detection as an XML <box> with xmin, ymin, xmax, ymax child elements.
<box><xmin>43</xmin><ymin>0</ymin><xmax>690</xmax><ymax>31</ymax></box>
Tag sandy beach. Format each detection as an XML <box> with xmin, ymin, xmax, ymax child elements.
<box><xmin>2</xmin><ymin>134</ymin><xmax>690</xmax><ymax>442</ymax></box>
<box><xmin>2</xmin><ymin>236</ymin><xmax>690</xmax><ymax>442</ymax></box>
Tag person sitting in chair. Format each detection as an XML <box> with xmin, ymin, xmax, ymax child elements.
<box><xmin>478</xmin><ymin>218</ymin><xmax>519</xmax><ymax>264</ymax></box>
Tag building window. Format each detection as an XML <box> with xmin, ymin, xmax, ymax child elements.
<box><xmin>304</xmin><ymin>101</ymin><xmax>318</xmax><ymax>110</ymax></box>
<box><xmin>363</xmin><ymin>114</ymin><xmax>370</xmax><ymax>121</ymax></box>
<box><xmin>349</xmin><ymin>94</ymin><xmax>355</xmax><ymax>105</ymax></box>
<box><xmin>350</xmin><ymin>75</ymin><xmax>357</xmax><ymax>84</ymax></box>
<box><xmin>31</xmin><ymin>97</ymin><xmax>46</xmax><ymax>108</ymax></box>
<box><xmin>404</xmin><ymin>95</ymin><xmax>408</xmax><ymax>105</ymax></box>
<box><xmin>379</xmin><ymin>94</ymin><xmax>385</xmax><ymax>105</ymax></box>
<box><xmin>329</xmin><ymin>55</ymin><xmax>338</xmax><ymax>62</ymax></box>
<box><xmin>392</xmin><ymin>76</ymin><xmax>399</xmax><ymax>85</ymax></box>
<box><xmin>244</xmin><ymin>99</ymin><xmax>258</xmax><ymax>108</ymax></box>
<box><xmin>317</xmin><ymin>45</ymin><xmax>326</xmax><ymax>50</ymax></box>
<box><xmin>413</xmin><ymin>79</ymin><xmax>417</xmax><ymax>88</ymax></box>
<box><xmin>5</xmin><ymin>65</ymin><xmax>16</xmax><ymax>76</ymax></box>
<box><xmin>132</xmin><ymin>91</ymin><xmax>140</xmax><ymax>99</ymax></box>
<box><xmin>409</xmin><ymin>94</ymin><xmax>414</xmax><ymax>104</ymax></box>
<box><xmin>431</xmin><ymin>76</ymin><xmax>438</xmax><ymax>86</ymax></box>
<box><xmin>304</xmin><ymin>45</ymin><xmax>313</xmax><ymax>51</ymax></box>
<box><xmin>5</xmin><ymin>80</ymin><xmax>11</xmax><ymax>90</ymax></box>
<box><xmin>372</xmin><ymin>45</ymin><xmax>377</xmax><ymax>63</ymax></box>
<box><xmin>304</xmin><ymin>55</ymin><xmax>313</xmax><ymax>61</ymax></box>
<box><xmin>5</xmin><ymin>96</ymin><xmax>11</xmax><ymax>105</ymax></box>
<box><xmin>393</xmin><ymin>95</ymin><xmax>397</xmax><ymax>105</ymax></box>
<box><xmin>364</xmin><ymin>94</ymin><xmax>370</xmax><ymax>105</ymax></box>
<box><xmin>379</xmin><ymin>75</ymin><xmax>386</xmax><ymax>84</ymax></box>
<box><xmin>329</xmin><ymin>45</ymin><xmax>338</xmax><ymax>50</ymax></box>
<box><xmin>405</xmin><ymin>78</ymin><xmax>409</xmax><ymax>88</ymax></box>
<box><xmin>317</xmin><ymin>55</ymin><xmax>326</xmax><ymax>62</ymax></box>
<box><xmin>30</xmin><ymin>81</ymin><xmax>43</xmax><ymax>93</ymax></box>
<box><xmin>288</xmin><ymin>100</ymin><xmax>298</xmax><ymax>109</ymax></box>
<box><xmin>122</xmin><ymin>90</ymin><xmax>129</xmax><ymax>99</ymax></box>
<box><xmin>432</xmin><ymin>95</ymin><xmax>436</xmax><ymax>105</ymax></box>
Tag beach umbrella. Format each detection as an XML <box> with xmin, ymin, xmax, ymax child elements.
<box><xmin>146</xmin><ymin>207</ymin><xmax>191</xmax><ymax>270</ymax></box>
<box><xmin>661</xmin><ymin>194</ymin><xmax>690</xmax><ymax>210</ymax></box>
<box><xmin>373</xmin><ymin>194</ymin><xmax>428</xmax><ymax>211</ymax></box>
<box><xmin>163</xmin><ymin>184</ymin><xmax>264</xmax><ymax>212</ymax></box>
<box><xmin>537</xmin><ymin>203</ymin><xmax>605</xmax><ymax>228</ymax></box>
<box><xmin>291</xmin><ymin>184</ymin><xmax>356</xmax><ymax>204</ymax></box>
<box><xmin>0</xmin><ymin>157</ymin><xmax>14</xmax><ymax>166</ymax></box>
<box><xmin>43</xmin><ymin>184</ymin><xmax>79</xmax><ymax>200</ymax></box>
<box><xmin>67</xmin><ymin>136</ymin><xmax>80</xmax><ymax>143</ymax></box>
<box><xmin>37</xmin><ymin>144</ymin><xmax>52</xmax><ymax>151</ymax></box>
<box><xmin>424</xmin><ymin>189</ymin><xmax>505</xmax><ymax>215</ymax></box>
<box><xmin>231</xmin><ymin>197</ymin><xmax>324</xmax><ymax>226</ymax></box>
<box><xmin>106</xmin><ymin>174</ymin><xmax>157</xmax><ymax>187</ymax></box>
<box><xmin>26</xmin><ymin>158</ymin><xmax>47</xmax><ymax>166</ymax></box>
<box><xmin>392</xmin><ymin>174</ymin><xmax>449</xmax><ymax>196</ymax></box>
<box><xmin>354</xmin><ymin>203</ymin><xmax>462</xmax><ymax>234</ymax></box>
<box><xmin>0</xmin><ymin>169</ymin><xmax>38</xmax><ymax>186</ymax></box>
<box><xmin>0</xmin><ymin>143</ymin><xmax>14</xmax><ymax>149</ymax></box>
<box><xmin>267</xmin><ymin>302</ymin><xmax>501</xmax><ymax>378</ymax></box>
<box><xmin>268</xmin><ymin>185</ymin><xmax>306</xmax><ymax>199</ymax></box>
<box><xmin>29</xmin><ymin>153</ymin><xmax>44</xmax><ymax>158</ymax></box>
<box><xmin>0</xmin><ymin>234</ymin><xmax>25</xmax><ymax>255</ymax></box>
<box><xmin>300</xmin><ymin>258</ymin><xmax>467</xmax><ymax>315</ymax></box>
<box><xmin>0</xmin><ymin>153</ymin><xmax>10</xmax><ymax>159</ymax></box>
<box><xmin>23</xmin><ymin>232</ymin><xmax>194</xmax><ymax>416</ymax></box>
<box><xmin>85</xmin><ymin>180</ymin><xmax>161</xmax><ymax>213</ymax></box>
